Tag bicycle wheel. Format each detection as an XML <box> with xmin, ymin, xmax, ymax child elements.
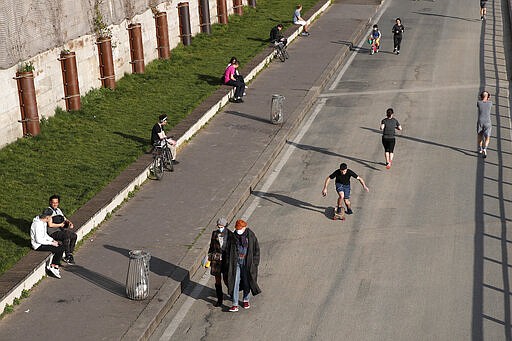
<box><xmin>163</xmin><ymin>148</ymin><xmax>174</xmax><ymax>172</ymax></box>
<box><xmin>283</xmin><ymin>49</ymin><xmax>289</xmax><ymax>60</ymax></box>
<box><xmin>278</xmin><ymin>49</ymin><xmax>286</xmax><ymax>62</ymax></box>
<box><xmin>152</xmin><ymin>155</ymin><xmax>164</xmax><ymax>180</ymax></box>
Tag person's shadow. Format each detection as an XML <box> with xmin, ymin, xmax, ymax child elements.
<box><xmin>0</xmin><ymin>212</ymin><xmax>31</xmax><ymax>248</ymax></box>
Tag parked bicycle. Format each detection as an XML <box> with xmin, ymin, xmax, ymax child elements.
<box><xmin>150</xmin><ymin>143</ymin><xmax>173</xmax><ymax>180</ymax></box>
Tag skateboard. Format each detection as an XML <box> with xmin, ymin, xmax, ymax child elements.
<box><xmin>333</xmin><ymin>207</ymin><xmax>345</xmax><ymax>221</ymax></box>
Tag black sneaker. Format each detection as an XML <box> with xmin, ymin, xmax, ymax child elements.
<box><xmin>64</xmin><ymin>254</ymin><xmax>75</xmax><ymax>264</ymax></box>
<box><xmin>172</xmin><ymin>160</ymin><xmax>180</xmax><ymax>165</ymax></box>
<box><xmin>336</xmin><ymin>207</ymin><xmax>342</xmax><ymax>214</ymax></box>
<box><xmin>346</xmin><ymin>208</ymin><xmax>353</xmax><ymax>215</ymax></box>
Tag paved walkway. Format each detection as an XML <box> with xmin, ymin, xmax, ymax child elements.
<box><xmin>0</xmin><ymin>0</ymin><xmax>381</xmax><ymax>339</ymax></box>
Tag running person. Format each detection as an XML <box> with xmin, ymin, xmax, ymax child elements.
<box><xmin>380</xmin><ymin>108</ymin><xmax>402</xmax><ymax>169</ymax></box>
<box><xmin>480</xmin><ymin>0</ymin><xmax>488</xmax><ymax>20</ymax></box>
<box><xmin>477</xmin><ymin>90</ymin><xmax>492</xmax><ymax>158</ymax></box>
<box><xmin>392</xmin><ymin>18</ymin><xmax>405</xmax><ymax>54</ymax></box>
<box><xmin>322</xmin><ymin>163</ymin><xmax>369</xmax><ymax>215</ymax></box>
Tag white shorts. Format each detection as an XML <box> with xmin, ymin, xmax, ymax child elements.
<box><xmin>294</xmin><ymin>20</ymin><xmax>307</xmax><ymax>26</ymax></box>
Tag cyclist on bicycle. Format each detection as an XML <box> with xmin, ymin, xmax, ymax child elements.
<box><xmin>151</xmin><ymin>114</ymin><xmax>178</xmax><ymax>165</ymax></box>
<box><xmin>270</xmin><ymin>24</ymin><xmax>287</xmax><ymax>48</ymax></box>
<box><xmin>369</xmin><ymin>24</ymin><xmax>381</xmax><ymax>55</ymax></box>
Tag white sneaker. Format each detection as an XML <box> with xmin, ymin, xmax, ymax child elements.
<box><xmin>47</xmin><ymin>266</ymin><xmax>61</xmax><ymax>279</ymax></box>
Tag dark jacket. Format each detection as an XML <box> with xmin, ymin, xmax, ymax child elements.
<box><xmin>269</xmin><ymin>26</ymin><xmax>283</xmax><ymax>43</ymax></box>
<box><xmin>208</xmin><ymin>228</ymin><xmax>230</xmax><ymax>276</ymax></box>
<box><xmin>227</xmin><ymin>228</ymin><xmax>261</xmax><ymax>296</ymax></box>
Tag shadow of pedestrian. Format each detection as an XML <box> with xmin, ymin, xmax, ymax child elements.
<box><xmin>66</xmin><ymin>265</ymin><xmax>126</xmax><ymax>297</ymax></box>
<box><xmin>360</xmin><ymin>127</ymin><xmax>477</xmax><ymax>157</ymax></box>
<box><xmin>251</xmin><ymin>190</ymin><xmax>325</xmax><ymax>214</ymax></box>
<box><xmin>286</xmin><ymin>141</ymin><xmax>382</xmax><ymax>171</ymax></box>
<box><xmin>103</xmin><ymin>244</ymin><xmax>216</xmax><ymax>304</ymax></box>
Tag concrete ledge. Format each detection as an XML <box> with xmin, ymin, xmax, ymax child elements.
<box><xmin>0</xmin><ymin>0</ymin><xmax>332</xmax><ymax>316</ymax></box>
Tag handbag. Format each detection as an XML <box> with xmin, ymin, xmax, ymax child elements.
<box><xmin>208</xmin><ymin>252</ymin><xmax>222</xmax><ymax>262</ymax></box>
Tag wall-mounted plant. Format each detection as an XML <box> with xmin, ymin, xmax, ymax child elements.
<box><xmin>17</xmin><ymin>61</ymin><xmax>35</xmax><ymax>73</ymax></box>
<box><xmin>92</xmin><ymin>0</ymin><xmax>112</xmax><ymax>38</ymax></box>
<box><xmin>60</xmin><ymin>48</ymin><xmax>71</xmax><ymax>54</ymax></box>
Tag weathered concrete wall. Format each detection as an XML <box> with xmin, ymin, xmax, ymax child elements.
<box><xmin>0</xmin><ymin>0</ymin><xmax>247</xmax><ymax>148</ymax></box>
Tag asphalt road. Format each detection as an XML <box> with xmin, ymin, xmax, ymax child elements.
<box><xmin>151</xmin><ymin>0</ymin><xmax>512</xmax><ymax>340</ymax></box>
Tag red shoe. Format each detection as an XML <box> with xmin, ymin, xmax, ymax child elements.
<box><xmin>229</xmin><ymin>305</ymin><xmax>239</xmax><ymax>312</ymax></box>
<box><xmin>243</xmin><ymin>301</ymin><xmax>250</xmax><ymax>309</ymax></box>
<box><xmin>386</xmin><ymin>163</ymin><xmax>391</xmax><ymax>169</ymax></box>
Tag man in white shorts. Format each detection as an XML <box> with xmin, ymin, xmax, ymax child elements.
<box><xmin>293</xmin><ymin>4</ymin><xmax>310</xmax><ymax>36</ymax></box>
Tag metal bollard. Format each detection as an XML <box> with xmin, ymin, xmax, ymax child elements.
<box><xmin>126</xmin><ymin>250</ymin><xmax>151</xmax><ymax>300</ymax></box>
<box><xmin>270</xmin><ymin>94</ymin><xmax>285</xmax><ymax>124</ymax></box>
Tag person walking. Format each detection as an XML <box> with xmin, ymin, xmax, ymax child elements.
<box><xmin>480</xmin><ymin>0</ymin><xmax>488</xmax><ymax>20</ymax></box>
<box><xmin>380</xmin><ymin>108</ymin><xmax>402</xmax><ymax>169</ymax></box>
<box><xmin>322</xmin><ymin>163</ymin><xmax>369</xmax><ymax>216</ymax></box>
<box><xmin>208</xmin><ymin>217</ymin><xmax>231</xmax><ymax>307</ymax></box>
<box><xmin>392</xmin><ymin>18</ymin><xmax>405</xmax><ymax>55</ymax></box>
<box><xmin>227</xmin><ymin>219</ymin><xmax>261</xmax><ymax>312</ymax></box>
<box><xmin>477</xmin><ymin>90</ymin><xmax>493</xmax><ymax>158</ymax></box>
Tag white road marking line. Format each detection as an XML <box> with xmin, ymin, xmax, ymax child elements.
<box><xmin>159</xmin><ymin>98</ymin><xmax>327</xmax><ymax>340</ymax></box>
<box><xmin>321</xmin><ymin>84</ymin><xmax>480</xmax><ymax>98</ymax></box>
<box><xmin>159</xmin><ymin>270</ymin><xmax>211</xmax><ymax>341</ymax></box>
<box><xmin>328</xmin><ymin>0</ymin><xmax>390</xmax><ymax>91</ymax></box>
<box><xmin>241</xmin><ymin>98</ymin><xmax>327</xmax><ymax>219</ymax></box>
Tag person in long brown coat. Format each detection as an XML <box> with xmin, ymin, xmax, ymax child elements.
<box><xmin>226</xmin><ymin>219</ymin><xmax>261</xmax><ymax>312</ymax></box>
<box><xmin>208</xmin><ymin>217</ymin><xmax>230</xmax><ymax>307</ymax></box>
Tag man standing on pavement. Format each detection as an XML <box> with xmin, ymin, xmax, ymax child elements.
<box><xmin>380</xmin><ymin>108</ymin><xmax>402</xmax><ymax>169</ymax></box>
<box><xmin>151</xmin><ymin>114</ymin><xmax>178</xmax><ymax>164</ymax></box>
<box><xmin>477</xmin><ymin>90</ymin><xmax>493</xmax><ymax>158</ymax></box>
<box><xmin>47</xmin><ymin>194</ymin><xmax>77</xmax><ymax>264</ymax></box>
<box><xmin>227</xmin><ymin>219</ymin><xmax>261</xmax><ymax>312</ymax></box>
<box><xmin>322</xmin><ymin>163</ymin><xmax>369</xmax><ymax>216</ymax></box>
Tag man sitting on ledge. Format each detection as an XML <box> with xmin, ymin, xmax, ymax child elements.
<box><xmin>30</xmin><ymin>208</ymin><xmax>65</xmax><ymax>279</ymax></box>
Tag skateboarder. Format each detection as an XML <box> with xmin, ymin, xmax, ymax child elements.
<box><xmin>322</xmin><ymin>163</ymin><xmax>369</xmax><ymax>216</ymax></box>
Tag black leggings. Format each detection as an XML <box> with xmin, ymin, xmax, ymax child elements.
<box><xmin>36</xmin><ymin>244</ymin><xmax>64</xmax><ymax>265</ymax></box>
<box><xmin>51</xmin><ymin>228</ymin><xmax>77</xmax><ymax>255</ymax></box>
<box><xmin>393</xmin><ymin>35</ymin><xmax>402</xmax><ymax>51</ymax></box>
<box><xmin>382</xmin><ymin>137</ymin><xmax>396</xmax><ymax>153</ymax></box>
<box><xmin>225</xmin><ymin>79</ymin><xmax>245</xmax><ymax>99</ymax></box>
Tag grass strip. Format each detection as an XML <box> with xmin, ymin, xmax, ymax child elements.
<box><xmin>0</xmin><ymin>0</ymin><xmax>319</xmax><ymax>276</ymax></box>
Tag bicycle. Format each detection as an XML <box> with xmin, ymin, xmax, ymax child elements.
<box><xmin>150</xmin><ymin>142</ymin><xmax>174</xmax><ymax>180</ymax></box>
<box><xmin>273</xmin><ymin>42</ymin><xmax>289</xmax><ymax>62</ymax></box>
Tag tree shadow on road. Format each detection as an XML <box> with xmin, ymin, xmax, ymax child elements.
<box><xmin>286</xmin><ymin>141</ymin><xmax>382</xmax><ymax>171</ymax></box>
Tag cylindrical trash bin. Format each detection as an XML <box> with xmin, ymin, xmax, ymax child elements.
<box><xmin>126</xmin><ymin>250</ymin><xmax>151</xmax><ymax>300</ymax></box>
<box><xmin>270</xmin><ymin>94</ymin><xmax>285</xmax><ymax>124</ymax></box>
